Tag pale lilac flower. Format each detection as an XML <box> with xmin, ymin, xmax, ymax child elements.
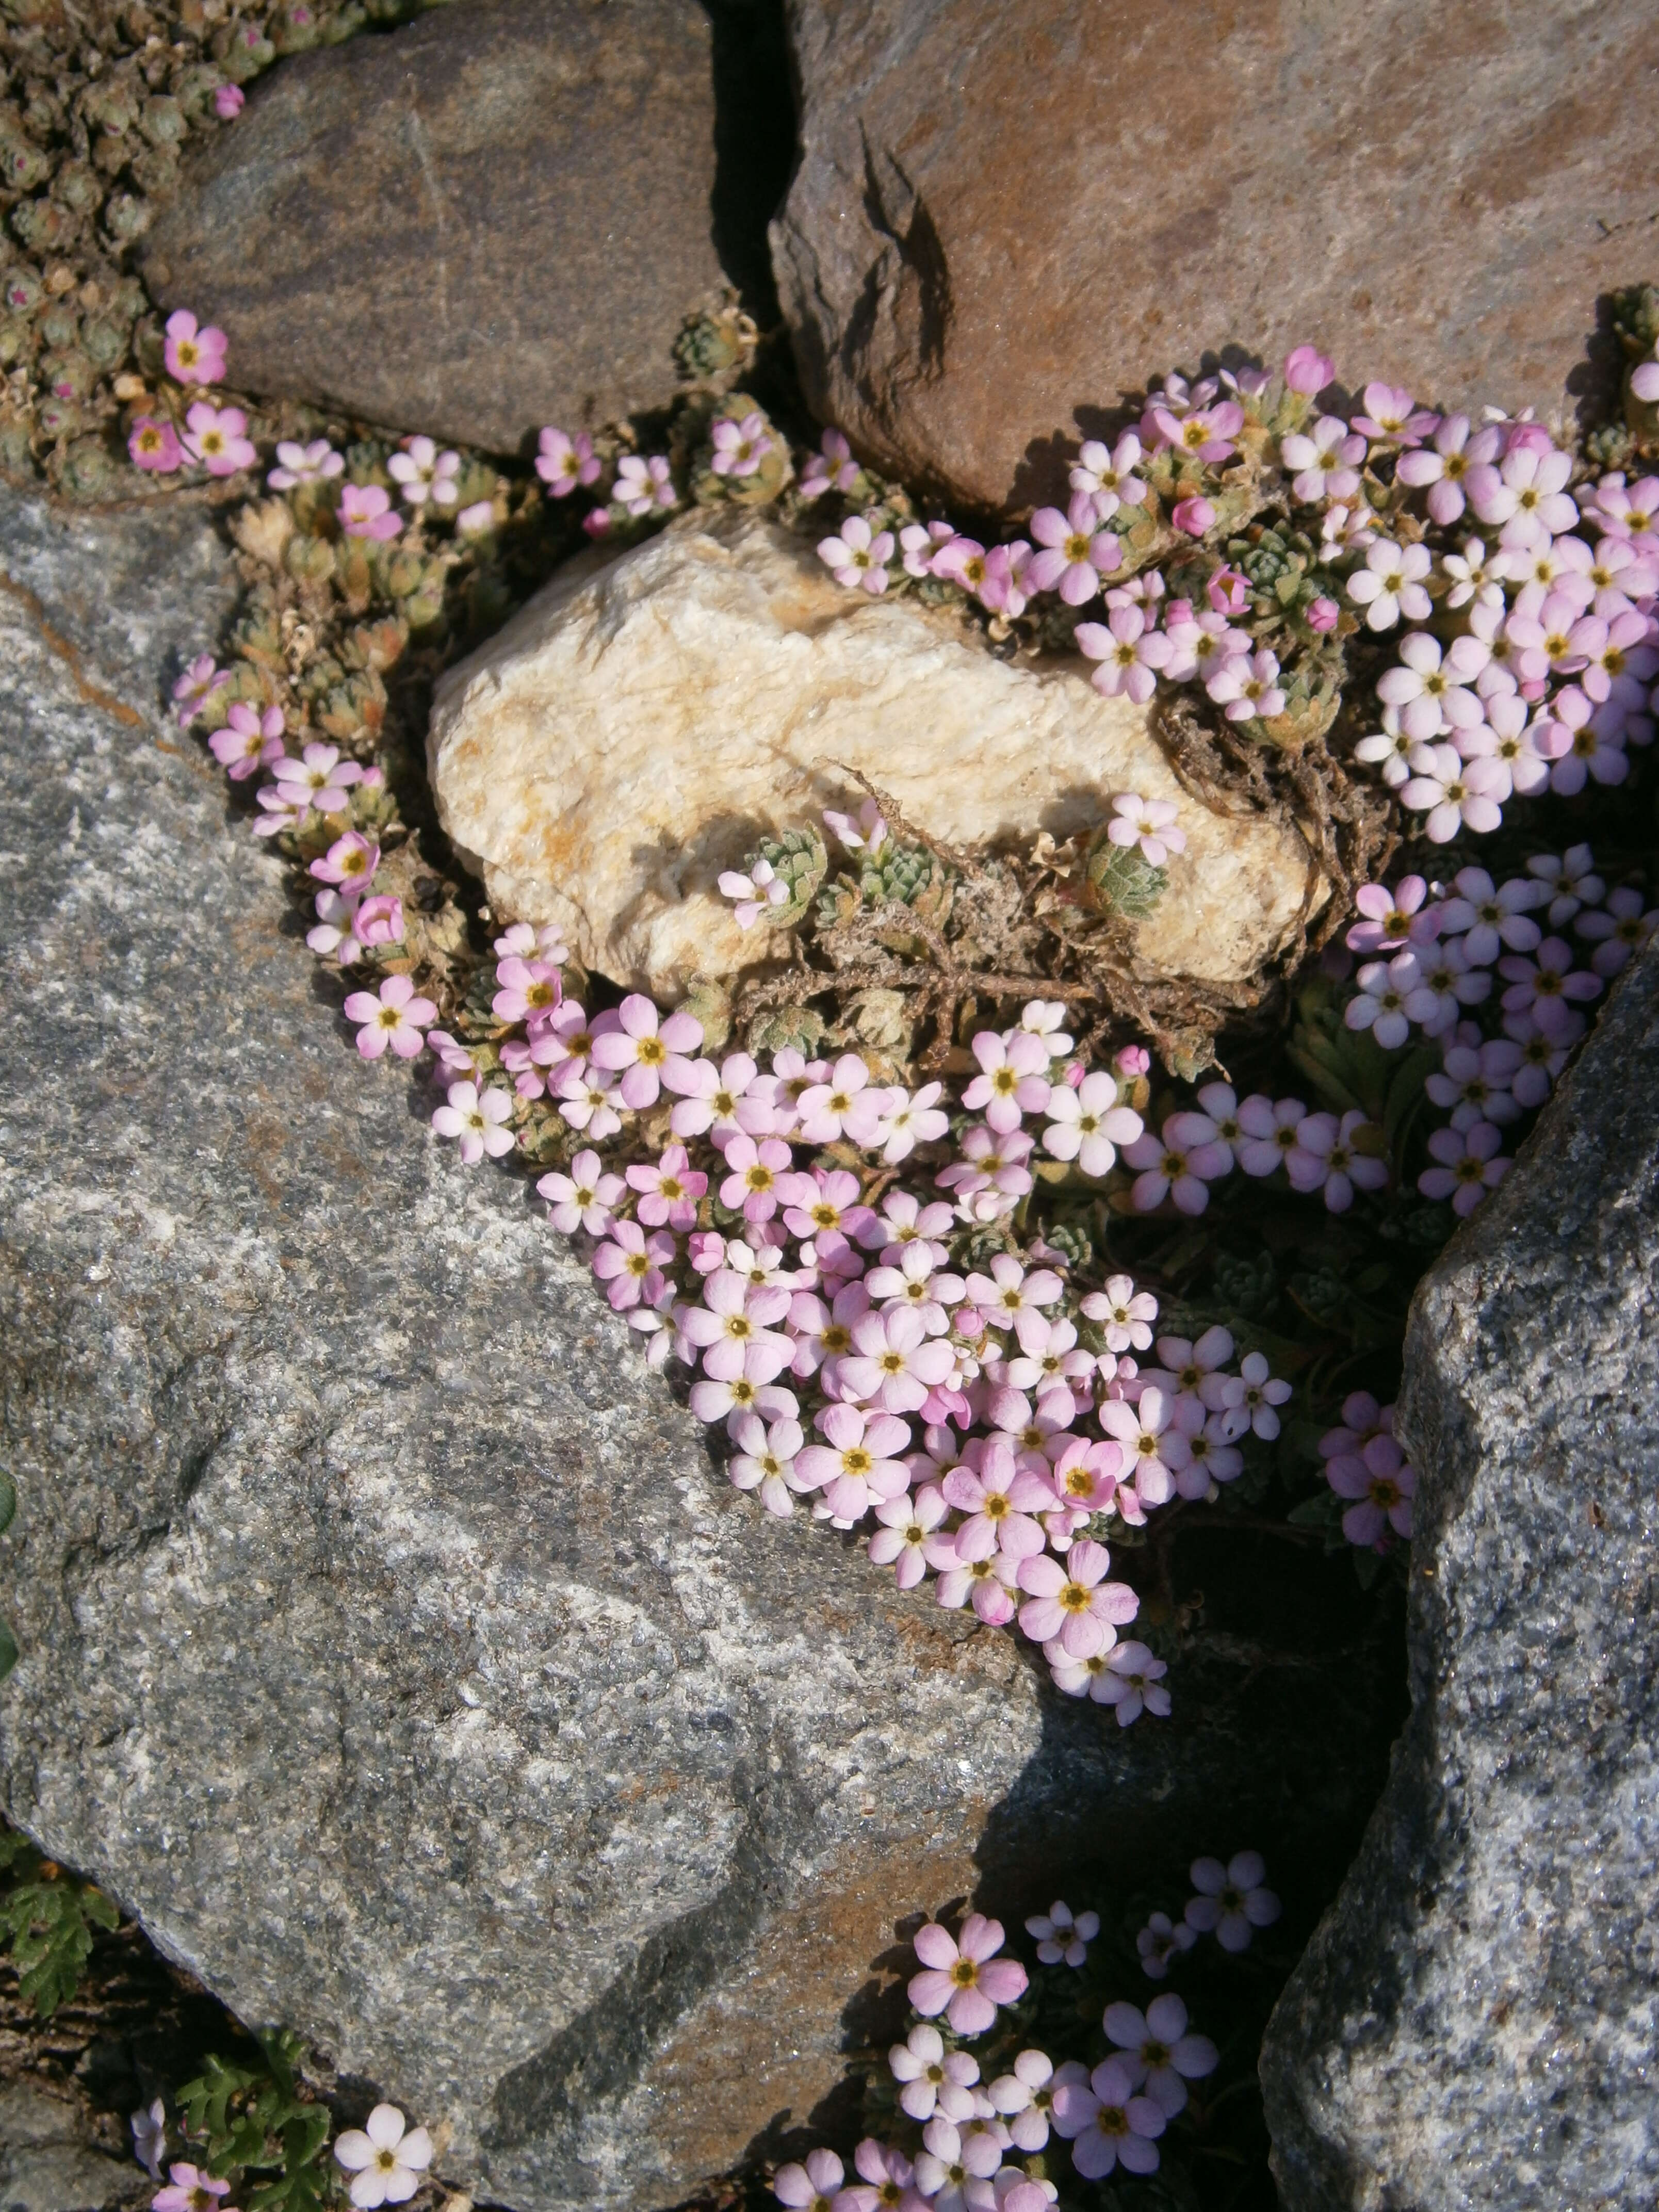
<box><xmin>1070</xmin><ymin>432</ymin><xmax>1147</xmax><ymax>517</ymax></box>
<box><xmin>962</xmin><ymin>1253</ymin><xmax>1063</xmax><ymax>1327</ymax></box>
<box><xmin>942</xmin><ymin>1439</ymin><xmax>1053</xmax><ymax>1561</ymax></box>
<box><xmin>1101</xmin><ymin>1387</ymin><xmax>1191</xmax><ymax>1506</ymax></box>
<box><xmin>869</xmin><ymin>1485</ymin><xmax>948</xmax><ymax>1584</ymax></box>
<box><xmin>1426</xmin><ymin>1038</ymin><xmax>1523</xmax><ymax>1129</ymax></box>
<box><xmin>794</xmin><ymin>1402</ymin><xmax>910</xmax><ymax>1521</ymax></box>
<box><xmin>153</xmin><ymin>2165</ymin><xmax>231</xmax><ymax>2212</ymax></box>
<box><xmin>1417</xmin><ymin>1120</ymin><xmax>1509</xmax><ymax>1214</ymax></box>
<box><xmin>333</xmin><ymin>2106</ymin><xmax>433</xmax><ymax>2209</ymax></box>
<box><xmin>1498</xmin><ymin>936</ymin><xmax>1603</xmax><ymax>1036</ymax></box>
<box><xmin>836</xmin><ymin>2139</ymin><xmax>918</xmax><ymax>2212</ymax></box>
<box><xmin>1080</xmin><ymin>1274</ymin><xmax>1157</xmax><ymax>1353</ymax></box>
<box><xmin>1326</xmin><ymin>1434</ymin><xmax>1416</xmax><ymax>1544</ymax></box>
<box><xmin>1377</xmin><ymin>631</ymin><xmax>1489</xmax><ymax>740</ymax></box>
<box><xmin>873</xmin><ymin>1082</ymin><xmax>950</xmax><ymax>1164</ymax></box>
<box><xmin>268</xmin><ymin>438</ymin><xmax>343</xmax><ymax>490</ymax></box>
<box><xmin>866</xmin><ymin>1243</ymin><xmax>963</xmax><ymax>1334</ymax></box>
<box><xmin>1042</xmin><ymin>1074</ymin><xmax>1142</xmax><ymax>1177</ymax></box>
<box><xmin>1107</xmin><ymin>792</ymin><xmax>1185</xmax><ymax>867</ymax></box>
<box><xmin>1230</xmin><ymin>1091</ymin><xmax>1307</xmax><ymax>1175</ymax></box>
<box><xmin>1440</xmin><ymin>534</ymin><xmax>1508</xmax><ymax>610</ymax></box>
<box><xmin>1347</xmin><ymin>539</ymin><xmax>1432</xmax><ymax>630</ymax></box>
<box><xmin>1121</xmin><ymin>1114</ymin><xmax>1230</xmax><ymax>1215</ymax></box>
<box><xmin>164</xmin><ymin>310</ymin><xmax>227</xmax><ymax>386</ymax></box>
<box><xmin>1343</xmin><ymin>955</ymin><xmax>1419</xmax><ymax>1048</ymax></box>
<box><xmin>590</xmin><ymin>994</ymin><xmax>703</xmax><ymax>1108</ymax></box>
<box><xmin>615</xmin><ymin>453</ymin><xmax>677</xmax><ymax>514</ymax></box>
<box><xmin>209</xmin><ymin>701</ymin><xmax>285</xmax><ymax>780</ymax></box>
<box><xmin>1090</xmin><ymin>1641</ymin><xmax>1172</xmax><ymax>1725</ymax></box>
<box><xmin>963</xmin><ymin>1029</ymin><xmax>1051</xmax><ymax>1131</ymax></box>
<box><xmin>1153</xmin><ymin>398</ymin><xmax>1244</xmax><ymax>464</ymax></box>
<box><xmin>799</xmin><ymin>427</ymin><xmax>861</xmax><ymax>499</ymax></box>
<box><xmin>1279</xmin><ymin>413</ymin><xmax>1364</xmax><ymax>502</ymax></box>
<box><xmin>908</xmin><ymin>1915</ymin><xmax>1029</xmax><ymax>2037</ymax></box>
<box><xmin>1136</xmin><ymin>1912</ymin><xmax>1196</xmax><ymax>1980</ymax></box>
<box><xmin>458</xmin><ymin>497</ymin><xmax>498</xmax><ymax>539</ymax></box>
<box><xmin>1287</xmin><ymin>1110</ymin><xmax>1387</xmax><ymax>1212</ymax></box>
<box><xmin>1148</xmin><ymin>1326</ymin><xmax>1234</xmax><ymax>1416</ymax></box>
<box><xmin>1435</xmin><ymin>866</ymin><xmax>1547</xmax><ymax>964</ymax></box>
<box><xmin>840</xmin><ymin>1307</ymin><xmax>956</xmax><ymax>1415</ymax></box>
<box><xmin>182</xmin><ymin>400</ymin><xmax>255</xmax><ymax>476</ymax></box>
<box><xmin>1075</xmin><ymin>605</ymin><xmax>1170</xmax><ymax>701</ymax></box>
<box><xmin>1400</xmin><ymin>744</ymin><xmax>1506</xmax><ymax>841</ymax></box>
<box><xmin>1207</xmin><ymin>647</ymin><xmax>1286</xmax><ymax>722</ymax></box>
<box><xmin>1354</xmin><ymin>705</ymin><xmax>1416</xmax><ymax>787</ymax></box>
<box><xmin>1217</xmin><ymin>1353</ymin><xmax>1291</xmax><ymax>1441</ymax></box>
<box><xmin>1028</xmin><ymin>493</ymin><xmax>1120</xmax><ymax>604</ymax></box>
<box><xmin>1582</xmin><ymin>608</ymin><xmax>1659</xmax><ymax>703</ymax></box>
<box><xmin>1544</xmin><ymin>707</ymin><xmax>1629</xmax><ymax>795</ymax></box>
<box><xmin>714</xmin><ymin>856</ymin><xmax>790</xmax><ymax>930</ymax></box>
<box><xmin>1017</xmin><ymin>1538</ymin><xmax>1137</xmax><ymax>1656</ymax></box>
<box><xmin>132</xmin><ymin>2101</ymin><xmax>167</xmax><ymax>2183</ymax></box>
<box><xmin>897</xmin><ymin>518</ymin><xmax>955</xmax><ymax>578</ymax></box>
<box><xmin>1577</xmin><ymin>886</ymin><xmax>1659</xmax><ymax>976</ymax></box>
<box><xmin>1184</xmin><ymin>1852</ymin><xmax>1280</xmax><ymax>1951</ymax></box>
<box><xmin>1352</xmin><ymin>383</ymin><xmax>1437</xmax><ymax>446</ymax></box>
<box><xmin>1527</xmin><ymin>845</ymin><xmax>1605</xmax><ymax>928</ymax></box>
<box><xmin>1103</xmin><ymin>1994</ymin><xmax>1218</xmax><ymax>2116</ymax></box>
<box><xmin>913</xmin><ymin>2115</ymin><xmax>1002</xmax><ymax>2211</ymax></box>
<box><xmin>818</xmin><ymin>514</ymin><xmax>894</xmax><ymax>592</ymax></box>
<box><xmin>1052</xmin><ymin>2057</ymin><xmax>1164</xmax><ymax>2179</ymax></box>
<box><xmin>342</xmin><ymin>974</ymin><xmax>435</xmax><ymax>1060</ymax></box>
<box><xmin>1582</xmin><ymin>472</ymin><xmax>1659</xmax><ymax>540</ymax></box>
<box><xmin>988</xmin><ymin>2050</ymin><xmax>1059</xmax><ymax>2154</ymax></box>
<box><xmin>772</xmin><ymin>2149</ymin><xmax>844</xmax><ymax>2212</ymax></box>
<box><xmin>592</xmin><ymin>1221</ymin><xmax>676</xmax><ymax>1312</ymax></box>
<box><xmin>387</xmin><ymin>435</ymin><xmax>460</xmax><ymax>509</ymax></box>
<box><xmin>798</xmin><ymin>1054</ymin><xmax>888</xmax><ymax>1146</ymax></box>
<box><xmin>1395</xmin><ymin>414</ymin><xmax>1499</xmax><ymax>525</ymax></box>
<box><xmin>1024</xmin><ymin>1901</ymin><xmax>1099</xmax><ymax>1968</ymax></box>
<box><xmin>338</xmin><ymin>482</ymin><xmax>401</xmax><ymax>540</ymax></box>
<box><xmin>538</xmin><ymin>1149</ymin><xmax>625</xmax><ymax>1235</ymax></box>
<box><xmin>890</xmin><ymin>2025</ymin><xmax>980</xmax><ymax>2124</ymax></box>
<box><xmin>535</xmin><ymin>428</ymin><xmax>600</xmax><ymax>496</ymax></box>
<box><xmin>432</xmin><ymin>1080</ymin><xmax>515</xmax><ymax>1163</ymax></box>
<box><xmin>710</xmin><ymin>411</ymin><xmax>772</xmax><ymax>477</ymax></box>
<box><xmin>1468</xmin><ymin>444</ymin><xmax>1577</xmax><ymax>546</ymax></box>
<box><xmin>1346</xmin><ymin>873</ymin><xmax>1439</xmax><ymax>955</ymax></box>
<box><xmin>978</xmin><ymin>539</ymin><xmax>1033</xmax><ymax>616</ymax></box>
<box><xmin>1403</xmin><ymin>936</ymin><xmax>1492</xmax><ymax>1035</ymax></box>
<box><xmin>665</xmin><ymin>1051</ymin><xmax>772</xmax><ymax>1143</ymax></box>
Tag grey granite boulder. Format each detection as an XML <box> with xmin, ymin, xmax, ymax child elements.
<box><xmin>141</xmin><ymin>0</ymin><xmax>731</xmax><ymax>454</ymax></box>
<box><xmin>0</xmin><ymin>481</ymin><xmax>1395</xmax><ymax>2212</ymax></box>
<box><xmin>1260</xmin><ymin>941</ymin><xmax>1659</xmax><ymax>2207</ymax></box>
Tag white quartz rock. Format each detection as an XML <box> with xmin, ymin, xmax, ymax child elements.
<box><xmin>428</xmin><ymin>509</ymin><xmax>1318</xmax><ymax>998</ymax></box>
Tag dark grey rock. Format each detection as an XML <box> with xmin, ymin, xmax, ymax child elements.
<box><xmin>141</xmin><ymin>0</ymin><xmax>729</xmax><ymax>455</ymax></box>
<box><xmin>1260</xmin><ymin>942</ymin><xmax>1659</xmax><ymax>2209</ymax></box>
<box><xmin>0</xmin><ymin>2082</ymin><xmax>143</xmax><ymax>2212</ymax></box>
<box><xmin>0</xmin><ymin>481</ymin><xmax>1397</xmax><ymax>2212</ymax></box>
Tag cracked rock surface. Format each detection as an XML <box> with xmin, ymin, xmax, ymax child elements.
<box><xmin>1</xmin><ymin>481</ymin><xmax>1395</xmax><ymax>2212</ymax></box>
<box><xmin>1259</xmin><ymin>940</ymin><xmax>1659</xmax><ymax>2210</ymax></box>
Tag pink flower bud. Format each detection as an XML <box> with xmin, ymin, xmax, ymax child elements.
<box><xmin>1284</xmin><ymin>344</ymin><xmax>1335</xmax><ymax>396</ymax></box>
<box><xmin>1307</xmin><ymin>594</ymin><xmax>1341</xmax><ymax>633</ymax></box>
<box><xmin>1633</xmin><ymin>359</ymin><xmax>1659</xmax><ymax>402</ymax></box>
<box><xmin>214</xmin><ymin>83</ymin><xmax>245</xmax><ymax>119</ymax></box>
<box><xmin>1114</xmin><ymin>1045</ymin><xmax>1151</xmax><ymax>1079</ymax></box>
<box><xmin>1171</xmin><ymin>496</ymin><xmax>1215</xmax><ymax>537</ymax></box>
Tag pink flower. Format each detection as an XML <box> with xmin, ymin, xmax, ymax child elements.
<box><xmin>342</xmin><ymin>974</ymin><xmax>435</xmax><ymax>1060</ymax></box>
<box><xmin>1052</xmin><ymin>2056</ymin><xmax>1165</xmax><ymax>2178</ymax></box>
<box><xmin>589</xmin><ymin>994</ymin><xmax>702</xmax><ymax>1108</ymax></box>
<box><xmin>794</xmin><ymin>1401</ymin><xmax>911</xmax><ymax>1521</ymax></box>
<box><xmin>1107</xmin><ymin>793</ymin><xmax>1184</xmax><ymax>867</ymax></box>
<box><xmin>309</xmin><ymin>829</ymin><xmax>380</xmax><ymax>890</ymax></box>
<box><xmin>1153</xmin><ymin>399</ymin><xmax>1244</xmax><ymax>464</ymax></box>
<box><xmin>625</xmin><ymin>1142</ymin><xmax>706</xmax><ymax>1228</ymax></box>
<box><xmin>1024</xmin><ymin>1901</ymin><xmax>1099</xmax><ymax>1967</ymax></box>
<box><xmin>537</xmin><ymin>1149</ymin><xmax>625</xmax><ymax>1235</ymax></box>
<box><xmin>268</xmin><ymin>741</ymin><xmax>362</xmax><ymax>818</ymax></box>
<box><xmin>818</xmin><ymin>514</ymin><xmax>894</xmax><ymax>593</ymax></box>
<box><xmin>592</xmin><ymin>1219</ymin><xmax>676</xmax><ymax>1311</ymax></box>
<box><xmin>711</xmin><ymin>411</ymin><xmax>773</xmax><ymax>477</ymax></box>
<box><xmin>492</xmin><ymin>956</ymin><xmax>562</xmax><ymax>1026</ymax></box>
<box><xmin>1352</xmin><ymin>383</ymin><xmax>1437</xmax><ymax>446</ymax></box>
<box><xmin>869</xmin><ymin>1485</ymin><xmax>948</xmax><ymax>1585</ymax></box>
<box><xmin>1346</xmin><ymin>873</ymin><xmax>1440</xmax><ymax>955</ymax></box>
<box><xmin>799</xmin><ymin>427</ymin><xmax>861</xmax><ymax>499</ymax></box>
<box><xmin>835</xmin><ymin>2140</ymin><xmax>917</xmax><ymax>2212</ymax></box>
<box><xmin>615</xmin><ymin>453</ymin><xmax>677</xmax><ymax>514</ymax></box>
<box><xmin>1467</xmin><ymin>444</ymin><xmax>1577</xmax><ymax>547</ymax></box>
<box><xmin>338</xmin><ymin>482</ymin><xmax>401</xmax><ymax>540</ymax></box>
<box><xmin>1070</xmin><ymin>432</ymin><xmax>1147</xmax><ymax>516</ymax></box>
<box><xmin>268</xmin><ymin>438</ymin><xmax>343</xmax><ymax>489</ymax></box>
<box><xmin>129</xmin><ymin>416</ymin><xmax>184</xmax><ymax>472</ymax></box>
<box><xmin>1027</xmin><ymin>492</ymin><xmax>1120</xmax><ymax>605</ymax></box>
<box><xmin>1074</xmin><ymin>1640</ymin><xmax>1171</xmax><ymax>1723</ymax></box>
<box><xmin>977</xmin><ymin>539</ymin><xmax>1033</xmax><ymax>616</ymax></box>
<box><xmin>1207</xmin><ymin>647</ymin><xmax>1285</xmax><ymax>722</ymax></box>
<box><xmin>1327</xmin><ymin>1433</ymin><xmax>1416</xmax><ymax>1544</ymax></box>
<box><xmin>1103</xmin><ymin>1995</ymin><xmax>1217</xmax><ymax>2116</ymax></box>
<box><xmin>535</xmin><ymin>428</ymin><xmax>600</xmax><ymax>496</ymax></box>
<box><xmin>1121</xmin><ymin>1114</ymin><xmax>1231</xmax><ymax>1214</ymax></box>
<box><xmin>1017</xmin><ymin>1538</ymin><xmax>1136</xmax><ymax>1657</ymax></box>
<box><xmin>182</xmin><ymin>400</ymin><xmax>255</xmax><ymax>476</ymax></box>
<box><xmin>717</xmin><ymin>857</ymin><xmax>790</xmax><ymax>930</ymax></box>
<box><xmin>1632</xmin><ymin>359</ymin><xmax>1659</xmax><ymax>403</ymax></box>
<box><xmin>1347</xmin><ymin>539</ymin><xmax>1432</xmax><ymax>631</ymax></box>
<box><xmin>1396</xmin><ymin>414</ymin><xmax>1500</xmax><ymax>526</ymax></box>
<box><xmin>209</xmin><ymin>701</ymin><xmax>285</xmax><ymax>779</ymax></box>
<box><xmin>1184</xmin><ymin>1851</ymin><xmax>1280</xmax><ymax>1950</ymax></box>
<box><xmin>1075</xmin><ymin>605</ymin><xmax>1170</xmax><ymax>702</ymax></box>
<box><xmin>432</xmin><ymin>1080</ymin><xmax>515</xmax><ymax>1163</ymax></box>
<box><xmin>908</xmin><ymin>1915</ymin><xmax>1029</xmax><ymax>2038</ymax></box>
<box><xmin>963</xmin><ymin>1028</ymin><xmax>1051</xmax><ymax>1131</ymax></box>
<box><xmin>1344</xmin><ymin>955</ymin><xmax>1419</xmax><ymax>1048</ymax></box>
<box><xmin>1100</xmin><ymin>1387</ymin><xmax>1192</xmax><ymax>1506</ymax></box>
<box><xmin>153</xmin><ymin>2166</ymin><xmax>233</xmax><ymax>2212</ymax></box>
<box><xmin>942</xmin><ymin>1438</ymin><xmax>1053</xmax><ymax>1560</ymax></box>
<box><xmin>1307</xmin><ymin>594</ymin><xmax>1340</xmax><ymax>632</ymax></box>
<box><xmin>164</xmin><ymin>310</ymin><xmax>227</xmax><ymax>386</ymax></box>
<box><xmin>1283</xmin><ymin>344</ymin><xmax>1334</xmax><ymax>396</ymax></box>
<box><xmin>1400</xmin><ymin>745</ymin><xmax>1506</xmax><ymax>842</ymax></box>
<box><xmin>889</xmin><ymin>2025</ymin><xmax>980</xmax><ymax>2123</ymax></box>
<box><xmin>214</xmin><ymin>83</ymin><xmax>245</xmax><ymax>119</ymax></box>
<box><xmin>772</xmin><ymin>2149</ymin><xmax>844</xmax><ymax>2211</ymax></box>
<box><xmin>1080</xmin><ymin>1274</ymin><xmax>1157</xmax><ymax>1353</ymax></box>
<box><xmin>719</xmin><ymin>1132</ymin><xmax>793</xmax><ymax>1221</ymax></box>
<box><xmin>1042</xmin><ymin>1072</ymin><xmax>1142</xmax><ymax>1177</ymax></box>
<box><xmin>1417</xmin><ymin>1120</ymin><xmax>1508</xmax><ymax>1214</ymax></box>
<box><xmin>797</xmin><ymin>1053</ymin><xmax>889</xmax><ymax>1146</ymax></box>
<box><xmin>839</xmin><ymin>1307</ymin><xmax>955</xmax><ymax>1414</ymax></box>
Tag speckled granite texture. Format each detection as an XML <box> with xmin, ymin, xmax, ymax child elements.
<box><xmin>1260</xmin><ymin>939</ymin><xmax>1659</xmax><ymax>2209</ymax></box>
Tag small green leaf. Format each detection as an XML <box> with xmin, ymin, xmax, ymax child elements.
<box><xmin>0</xmin><ymin>1470</ymin><xmax>15</xmax><ymax>1534</ymax></box>
<box><xmin>0</xmin><ymin>1621</ymin><xmax>15</xmax><ymax>1681</ymax></box>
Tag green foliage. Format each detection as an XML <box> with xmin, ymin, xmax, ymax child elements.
<box><xmin>0</xmin><ymin>1828</ymin><xmax>121</xmax><ymax>2016</ymax></box>
<box><xmin>1085</xmin><ymin>835</ymin><xmax>1167</xmax><ymax>919</ymax></box>
<box><xmin>178</xmin><ymin>2032</ymin><xmax>334</xmax><ymax>2212</ymax></box>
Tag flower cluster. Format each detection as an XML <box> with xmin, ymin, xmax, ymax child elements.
<box><xmin>132</xmin><ymin>2071</ymin><xmax>431</xmax><ymax>2212</ymax></box>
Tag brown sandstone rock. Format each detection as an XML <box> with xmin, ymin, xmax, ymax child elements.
<box><xmin>142</xmin><ymin>0</ymin><xmax>727</xmax><ymax>454</ymax></box>
<box><xmin>771</xmin><ymin>0</ymin><xmax>1659</xmax><ymax>514</ymax></box>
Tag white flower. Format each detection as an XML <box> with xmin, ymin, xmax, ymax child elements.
<box><xmin>816</xmin><ymin>513</ymin><xmax>894</xmax><ymax>593</ymax></box>
<box><xmin>387</xmin><ymin>434</ymin><xmax>460</xmax><ymax>509</ymax></box>
<box><xmin>333</xmin><ymin>2105</ymin><xmax>434</xmax><ymax>2208</ymax></box>
<box><xmin>1346</xmin><ymin>539</ymin><xmax>1432</xmax><ymax>631</ymax></box>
